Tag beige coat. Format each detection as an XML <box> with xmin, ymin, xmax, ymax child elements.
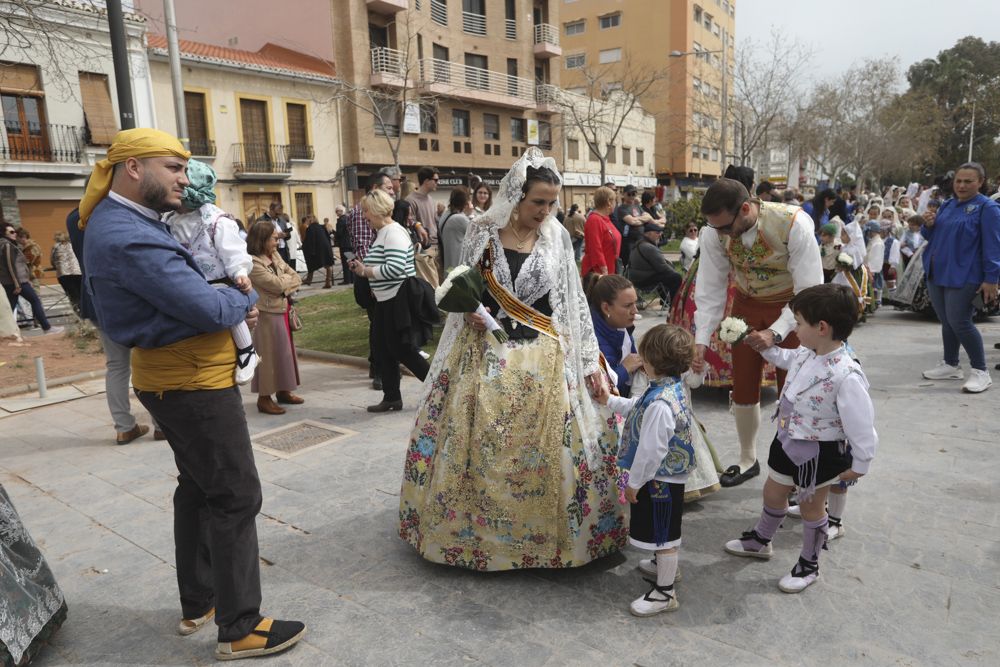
<box><xmin>249</xmin><ymin>253</ymin><xmax>301</xmax><ymax>313</ymax></box>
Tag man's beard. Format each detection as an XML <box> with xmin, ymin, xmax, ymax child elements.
<box><xmin>139</xmin><ymin>174</ymin><xmax>178</xmax><ymax>212</ymax></box>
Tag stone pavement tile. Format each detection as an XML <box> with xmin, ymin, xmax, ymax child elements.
<box><xmin>635</xmin><ymin>626</ymin><xmax>776</xmax><ymax>667</ymax></box>
<box><xmin>541</xmin><ymin>641</ymin><xmax>625</xmax><ymax>667</ymax></box>
<box><xmin>256</xmin><ymin>566</ymin><xmax>480</xmax><ymax>667</ymax></box>
<box><xmin>260</xmin><ymin>533</ymin><xmax>383</xmax><ymax>592</ymax></box>
<box><xmin>34</xmin><ymin>603</ymin><xmax>204</xmax><ymax>667</ymax></box>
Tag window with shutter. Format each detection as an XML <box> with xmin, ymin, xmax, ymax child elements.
<box><xmin>78</xmin><ymin>72</ymin><xmax>118</xmax><ymax>145</ymax></box>
<box><xmin>184</xmin><ymin>91</ymin><xmax>212</xmax><ymax>155</ymax></box>
<box><xmin>286</xmin><ymin>103</ymin><xmax>310</xmax><ymax>159</ymax></box>
<box><xmin>294</xmin><ymin>192</ymin><xmax>314</xmax><ymax>220</ymax></box>
<box><xmin>0</xmin><ymin>62</ymin><xmax>43</xmax><ymax>94</ymax></box>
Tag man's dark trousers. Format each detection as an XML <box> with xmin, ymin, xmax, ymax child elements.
<box><xmin>136</xmin><ymin>386</ymin><xmax>263</xmax><ymax>642</ymax></box>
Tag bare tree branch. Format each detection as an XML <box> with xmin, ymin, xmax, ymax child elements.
<box><xmin>548</xmin><ymin>54</ymin><xmax>668</xmax><ymax>182</ymax></box>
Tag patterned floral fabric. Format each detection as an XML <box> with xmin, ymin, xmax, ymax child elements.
<box><xmin>669</xmin><ymin>258</ymin><xmax>777</xmax><ymax>389</ymax></box>
<box><xmin>399</xmin><ymin>328</ymin><xmax>628</xmax><ymax>571</ymax></box>
<box><xmin>1</xmin><ymin>484</ymin><xmax>65</xmax><ymax>666</ymax></box>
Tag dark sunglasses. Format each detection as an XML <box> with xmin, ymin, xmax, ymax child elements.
<box><xmin>707</xmin><ymin>198</ymin><xmax>746</xmax><ymax>233</ymax></box>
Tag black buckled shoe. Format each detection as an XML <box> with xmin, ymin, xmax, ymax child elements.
<box><xmin>719</xmin><ymin>460</ymin><xmax>760</xmax><ymax>487</ymax></box>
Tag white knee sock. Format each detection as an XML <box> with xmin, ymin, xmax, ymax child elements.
<box><xmin>231</xmin><ymin>321</ymin><xmax>253</xmax><ymax>350</ymax></box>
<box><xmin>732</xmin><ymin>403</ymin><xmax>761</xmax><ymax>471</ymax></box>
<box><xmin>656</xmin><ymin>550</ymin><xmax>678</xmax><ymax>589</ymax></box>
<box><xmin>828</xmin><ymin>490</ymin><xmax>848</xmax><ymax>524</ymax></box>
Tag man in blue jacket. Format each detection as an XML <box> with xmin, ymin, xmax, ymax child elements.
<box><xmin>79</xmin><ymin>128</ymin><xmax>305</xmax><ymax>661</ymax></box>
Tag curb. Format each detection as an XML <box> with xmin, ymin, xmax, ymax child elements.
<box><xmin>1</xmin><ymin>350</ymin><xmax>390</xmax><ymax>399</ymax></box>
<box><xmin>295</xmin><ymin>348</ymin><xmax>418</xmax><ymax>378</ymax></box>
<box><xmin>295</xmin><ymin>348</ymin><xmax>369</xmax><ymax>369</ymax></box>
<box><xmin>0</xmin><ymin>369</ymin><xmax>107</xmax><ymax>399</ymax></box>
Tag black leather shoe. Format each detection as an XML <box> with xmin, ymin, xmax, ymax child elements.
<box><xmin>371</xmin><ymin>378</ymin><xmax>382</xmax><ymax>391</ymax></box>
<box><xmin>719</xmin><ymin>460</ymin><xmax>760</xmax><ymax>488</ymax></box>
<box><xmin>367</xmin><ymin>400</ymin><xmax>403</xmax><ymax>413</ymax></box>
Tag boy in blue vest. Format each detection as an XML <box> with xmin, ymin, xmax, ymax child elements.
<box><xmin>596</xmin><ymin>323</ymin><xmax>697</xmax><ymax>616</ymax></box>
<box><xmin>724</xmin><ymin>283</ymin><xmax>878</xmax><ymax>593</ymax></box>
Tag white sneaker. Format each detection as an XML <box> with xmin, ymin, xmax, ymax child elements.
<box><xmin>723</xmin><ymin>538</ymin><xmax>773</xmax><ymax>560</ymax></box>
<box><xmin>962</xmin><ymin>369</ymin><xmax>992</xmax><ymax>393</ymax></box>
<box><xmin>629</xmin><ymin>586</ymin><xmax>679</xmax><ymax>617</ymax></box>
<box><xmin>778</xmin><ymin>560</ymin><xmax>820</xmax><ymax>593</ymax></box>
<box><xmin>637</xmin><ymin>558</ymin><xmax>681</xmax><ymax>581</ymax></box>
<box><xmin>786</xmin><ymin>504</ymin><xmax>802</xmax><ymax>519</ymax></box>
<box><xmin>235</xmin><ymin>352</ymin><xmax>259</xmax><ymax>385</ymax></box>
<box><xmin>826</xmin><ymin>523</ymin><xmax>845</xmax><ymax>541</ymax></box>
<box><xmin>44</xmin><ymin>325</ymin><xmax>64</xmax><ymax>336</ymax></box>
<box><xmin>922</xmin><ymin>361</ymin><xmax>963</xmax><ymax>380</ymax></box>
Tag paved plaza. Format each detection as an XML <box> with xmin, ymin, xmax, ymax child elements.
<box><xmin>3</xmin><ymin>309</ymin><xmax>999</xmax><ymax>666</ymax></box>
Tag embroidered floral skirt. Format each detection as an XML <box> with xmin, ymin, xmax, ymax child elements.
<box><xmin>398</xmin><ymin>328</ymin><xmax>628</xmax><ymax>571</ymax></box>
<box><xmin>669</xmin><ymin>259</ymin><xmax>777</xmax><ymax>389</ymax></box>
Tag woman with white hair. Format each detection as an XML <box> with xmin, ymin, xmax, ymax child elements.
<box><xmin>349</xmin><ymin>188</ymin><xmax>426</xmax><ymax>412</ymax></box>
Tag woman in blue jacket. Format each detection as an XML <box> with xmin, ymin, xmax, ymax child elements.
<box><xmin>585</xmin><ymin>273</ymin><xmax>641</xmax><ymax>397</ymax></box>
<box><xmin>920</xmin><ymin>162</ymin><xmax>1000</xmax><ymax>394</ymax></box>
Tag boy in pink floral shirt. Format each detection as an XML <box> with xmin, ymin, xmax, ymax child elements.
<box><xmin>722</xmin><ymin>284</ymin><xmax>878</xmax><ymax>593</ymax></box>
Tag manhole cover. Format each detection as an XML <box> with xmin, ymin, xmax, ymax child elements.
<box><xmin>252</xmin><ymin>420</ymin><xmax>357</xmax><ymax>459</ymax></box>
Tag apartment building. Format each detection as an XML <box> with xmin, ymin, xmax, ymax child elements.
<box><xmin>146</xmin><ymin>36</ymin><xmax>342</xmax><ymax>224</ymax></box>
<box><xmin>337</xmin><ymin>0</ymin><xmax>564</xmax><ymax>200</ymax></box>
<box><xmin>557</xmin><ymin>90</ymin><xmax>657</xmax><ymax>209</ymax></box>
<box><xmin>0</xmin><ymin>0</ymin><xmax>154</xmax><ymax>282</ymax></box>
<box><xmin>560</xmin><ymin>0</ymin><xmax>736</xmax><ymax>190</ymax></box>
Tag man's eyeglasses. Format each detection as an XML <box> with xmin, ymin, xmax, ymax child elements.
<box><xmin>707</xmin><ymin>198</ymin><xmax>746</xmax><ymax>234</ymax></box>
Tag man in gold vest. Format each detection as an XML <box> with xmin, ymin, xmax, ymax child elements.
<box><xmin>691</xmin><ymin>178</ymin><xmax>824</xmax><ymax>486</ymax></box>
<box><xmin>80</xmin><ymin>129</ymin><xmax>305</xmax><ymax>661</ymax></box>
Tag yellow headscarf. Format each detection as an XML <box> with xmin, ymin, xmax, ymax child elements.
<box><xmin>78</xmin><ymin>128</ymin><xmax>192</xmax><ymax>228</ymax></box>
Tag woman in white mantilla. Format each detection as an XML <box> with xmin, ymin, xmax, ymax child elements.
<box><xmin>398</xmin><ymin>149</ymin><xmax>628</xmax><ymax>570</ymax></box>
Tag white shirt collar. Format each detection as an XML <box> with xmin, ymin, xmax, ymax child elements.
<box><xmin>108</xmin><ymin>190</ymin><xmax>162</xmax><ymax>221</ymax></box>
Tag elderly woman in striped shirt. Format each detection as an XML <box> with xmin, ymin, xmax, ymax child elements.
<box><xmin>350</xmin><ymin>188</ymin><xmax>429</xmax><ymax>412</ymax></box>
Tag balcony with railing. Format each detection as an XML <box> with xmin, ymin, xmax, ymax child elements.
<box><xmin>231</xmin><ymin>143</ymin><xmax>291</xmax><ymax>179</ymax></box>
<box><xmin>370</xmin><ymin>47</ymin><xmax>409</xmax><ymax>88</ymax></box>
<box><xmin>430</xmin><ymin>0</ymin><xmax>447</xmax><ymax>25</ymax></box>
<box><xmin>287</xmin><ymin>144</ymin><xmax>315</xmax><ymax>161</ymax></box>
<box><xmin>462</xmin><ymin>11</ymin><xmax>486</xmax><ymax>35</ymax></box>
<box><xmin>1</xmin><ymin>123</ymin><xmax>84</xmax><ymax>165</ymax></box>
<box><xmin>505</xmin><ymin>18</ymin><xmax>516</xmax><ymax>39</ymax></box>
<box><xmin>418</xmin><ymin>58</ymin><xmax>534</xmax><ymax>108</ymax></box>
<box><xmin>366</xmin><ymin>0</ymin><xmax>407</xmax><ymax>14</ymax></box>
<box><xmin>535</xmin><ymin>84</ymin><xmax>561</xmax><ymax>114</ymax></box>
<box><xmin>533</xmin><ymin>23</ymin><xmax>561</xmax><ymax>58</ymax></box>
<box><xmin>188</xmin><ymin>138</ymin><xmax>216</xmax><ymax>157</ymax></box>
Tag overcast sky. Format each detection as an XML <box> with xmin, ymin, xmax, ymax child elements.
<box><xmin>736</xmin><ymin>0</ymin><xmax>999</xmax><ymax>87</ymax></box>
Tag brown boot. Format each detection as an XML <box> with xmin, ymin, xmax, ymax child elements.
<box><xmin>276</xmin><ymin>391</ymin><xmax>304</xmax><ymax>405</ymax></box>
<box><xmin>116</xmin><ymin>423</ymin><xmax>149</xmax><ymax>445</ymax></box>
<box><xmin>257</xmin><ymin>396</ymin><xmax>286</xmax><ymax>415</ymax></box>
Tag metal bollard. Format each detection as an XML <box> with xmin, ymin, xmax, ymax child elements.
<box><xmin>34</xmin><ymin>356</ymin><xmax>47</xmax><ymax>398</ymax></box>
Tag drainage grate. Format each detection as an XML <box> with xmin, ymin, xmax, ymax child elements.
<box><xmin>252</xmin><ymin>420</ymin><xmax>357</xmax><ymax>459</ymax></box>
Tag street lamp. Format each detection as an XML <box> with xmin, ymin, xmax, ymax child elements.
<box><xmin>670</xmin><ymin>43</ymin><xmax>728</xmax><ymax>175</ymax></box>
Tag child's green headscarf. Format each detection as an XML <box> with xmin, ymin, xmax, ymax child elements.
<box><xmin>181</xmin><ymin>158</ymin><xmax>217</xmax><ymax>209</ymax></box>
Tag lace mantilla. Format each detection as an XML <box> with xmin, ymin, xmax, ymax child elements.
<box><xmin>418</xmin><ymin>148</ymin><xmax>605</xmax><ymax>467</ymax></box>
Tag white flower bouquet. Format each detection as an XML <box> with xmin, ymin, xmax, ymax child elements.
<box><xmin>436</xmin><ymin>265</ymin><xmax>509</xmax><ymax>342</ymax></box>
<box><xmin>836</xmin><ymin>252</ymin><xmax>854</xmax><ymax>270</ymax></box>
<box><xmin>718</xmin><ymin>316</ymin><xmax>751</xmax><ymax>345</ymax></box>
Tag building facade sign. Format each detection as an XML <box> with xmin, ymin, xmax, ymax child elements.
<box><xmin>403</xmin><ymin>103</ymin><xmax>421</xmax><ymax>134</ymax></box>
